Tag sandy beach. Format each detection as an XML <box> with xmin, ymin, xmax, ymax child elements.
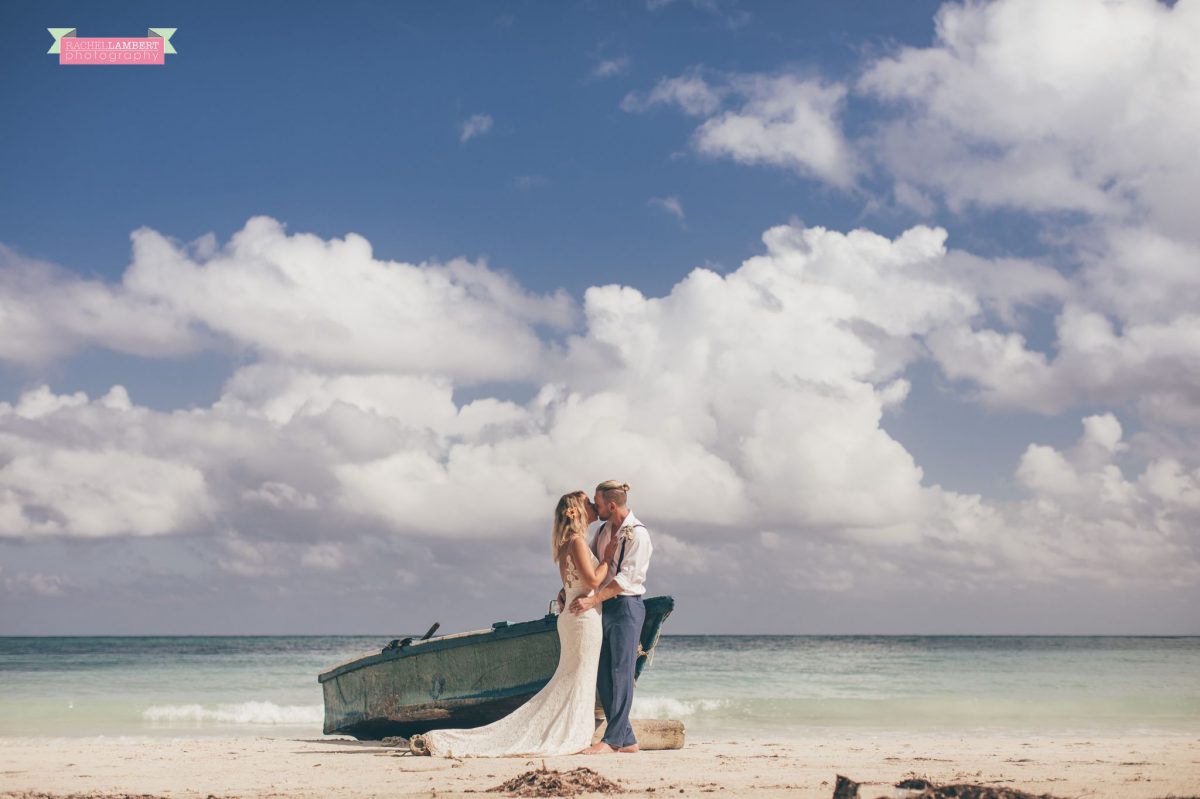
<box><xmin>1</xmin><ymin>732</ymin><xmax>1197</xmax><ymax>799</ymax></box>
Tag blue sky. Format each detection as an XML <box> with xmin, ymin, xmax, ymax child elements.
<box><xmin>2</xmin><ymin>0</ymin><xmax>1070</xmax><ymax>480</ymax></box>
<box><xmin>7</xmin><ymin>1</ymin><xmax>947</xmax><ymax>295</ymax></box>
<box><xmin>1</xmin><ymin>0</ymin><xmax>1197</xmax><ymax>634</ymax></box>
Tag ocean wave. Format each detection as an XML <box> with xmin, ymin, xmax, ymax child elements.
<box><xmin>142</xmin><ymin>701</ymin><xmax>322</xmax><ymax>726</ymax></box>
<box><xmin>632</xmin><ymin>696</ymin><xmax>729</xmax><ymax>718</ymax></box>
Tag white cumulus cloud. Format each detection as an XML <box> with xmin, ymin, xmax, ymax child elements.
<box><xmin>625</xmin><ymin>72</ymin><xmax>857</xmax><ymax>186</ymax></box>
<box><xmin>0</xmin><ymin>217</ymin><xmax>573</xmax><ymax>384</ymax></box>
<box><xmin>0</xmin><ymin>216</ymin><xmax>1193</xmax><ymax>595</ymax></box>
<box><xmin>860</xmin><ymin>0</ymin><xmax>1200</xmax><ymax>234</ymax></box>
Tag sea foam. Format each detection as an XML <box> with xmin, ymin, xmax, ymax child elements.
<box><xmin>632</xmin><ymin>696</ymin><xmax>729</xmax><ymax>718</ymax></box>
<box><xmin>142</xmin><ymin>701</ymin><xmax>322</xmax><ymax>726</ymax></box>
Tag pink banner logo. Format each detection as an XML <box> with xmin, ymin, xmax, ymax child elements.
<box><xmin>48</xmin><ymin>28</ymin><xmax>177</xmax><ymax>66</ymax></box>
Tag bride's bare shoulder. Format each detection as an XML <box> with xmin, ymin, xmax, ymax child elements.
<box><xmin>567</xmin><ymin>534</ymin><xmax>591</xmax><ymax>558</ymax></box>
<box><xmin>557</xmin><ymin>535</ymin><xmax>587</xmax><ymax>565</ymax></box>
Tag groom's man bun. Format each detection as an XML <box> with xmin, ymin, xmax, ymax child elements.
<box><xmin>596</xmin><ymin>479</ymin><xmax>631</xmax><ymax>507</ymax></box>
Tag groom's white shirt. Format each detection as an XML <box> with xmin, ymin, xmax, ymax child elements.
<box><xmin>590</xmin><ymin>510</ymin><xmax>652</xmax><ymax>597</ymax></box>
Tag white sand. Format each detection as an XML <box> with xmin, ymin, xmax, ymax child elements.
<box><xmin>1</xmin><ymin>732</ymin><xmax>1198</xmax><ymax>798</ymax></box>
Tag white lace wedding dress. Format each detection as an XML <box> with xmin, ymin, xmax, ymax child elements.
<box><xmin>419</xmin><ymin>550</ymin><xmax>603</xmax><ymax>757</ymax></box>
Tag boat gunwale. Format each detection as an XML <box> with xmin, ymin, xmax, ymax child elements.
<box><xmin>317</xmin><ymin>615</ymin><xmax>557</xmax><ymax>683</ymax></box>
<box><xmin>317</xmin><ymin>595</ymin><xmax>675</xmax><ymax>684</ymax></box>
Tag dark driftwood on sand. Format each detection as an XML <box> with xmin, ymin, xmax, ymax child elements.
<box><xmin>833</xmin><ymin>774</ymin><xmax>861</xmax><ymax>798</ymax></box>
<box><xmin>833</xmin><ymin>775</ymin><xmax>1087</xmax><ymax>799</ymax></box>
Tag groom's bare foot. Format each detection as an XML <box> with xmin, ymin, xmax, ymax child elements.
<box><xmin>581</xmin><ymin>742</ymin><xmax>618</xmax><ymax>755</ymax></box>
<box><xmin>617</xmin><ymin>744</ymin><xmax>639</xmax><ymax>753</ymax></box>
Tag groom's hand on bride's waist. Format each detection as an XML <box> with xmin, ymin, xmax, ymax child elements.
<box><xmin>571</xmin><ymin>582</ymin><xmax>623</xmax><ymax>614</ymax></box>
<box><xmin>569</xmin><ymin>594</ymin><xmax>598</xmax><ymax>614</ymax></box>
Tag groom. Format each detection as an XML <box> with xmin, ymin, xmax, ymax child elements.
<box><xmin>570</xmin><ymin>479</ymin><xmax>653</xmax><ymax>754</ymax></box>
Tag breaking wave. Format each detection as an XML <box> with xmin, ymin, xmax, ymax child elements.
<box><xmin>142</xmin><ymin>701</ymin><xmax>322</xmax><ymax>726</ymax></box>
<box><xmin>632</xmin><ymin>696</ymin><xmax>729</xmax><ymax>718</ymax></box>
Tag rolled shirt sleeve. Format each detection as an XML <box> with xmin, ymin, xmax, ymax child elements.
<box><xmin>613</xmin><ymin>525</ymin><xmax>652</xmax><ymax>595</ymax></box>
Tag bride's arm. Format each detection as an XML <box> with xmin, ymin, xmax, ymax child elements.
<box><xmin>569</xmin><ymin>536</ymin><xmax>611</xmax><ymax>590</ymax></box>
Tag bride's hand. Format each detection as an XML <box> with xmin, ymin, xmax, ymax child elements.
<box><xmin>603</xmin><ymin>536</ymin><xmax>621</xmax><ymax>563</ymax></box>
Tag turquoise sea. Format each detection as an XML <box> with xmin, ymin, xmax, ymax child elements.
<box><xmin>2</xmin><ymin>635</ymin><xmax>1198</xmax><ymax>738</ymax></box>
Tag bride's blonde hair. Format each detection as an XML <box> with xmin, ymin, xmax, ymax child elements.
<box><xmin>552</xmin><ymin>491</ymin><xmax>589</xmax><ymax>562</ymax></box>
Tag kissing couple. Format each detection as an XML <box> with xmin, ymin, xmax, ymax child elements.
<box><xmin>411</xmin><ymin>479</ymin><xmax>653</xmax><ymax>757</ymax></box>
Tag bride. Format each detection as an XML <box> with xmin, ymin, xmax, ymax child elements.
<box><xmin>412</xmin><ymin>490</ymin><xmax>621</xmax><ymax>757</ymax></box>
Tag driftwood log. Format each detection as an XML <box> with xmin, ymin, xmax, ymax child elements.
<box><xmin>832</xmin><ymin>775</ymin><xmax>1079</xmax><ymax>799</ymax></box>
<box><xmin>591</xmin><ymin>718</ymin><xmax>685</xmax><ymax>750</ymax></box>
<box><xmin>832</xmin><ymin>775</ymin><xmax>861</xmax><ymax>799</ymax></box>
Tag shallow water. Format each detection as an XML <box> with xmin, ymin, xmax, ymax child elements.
<box><xmin>2</xmin><ymin>635</ymin><xmax>1197</xmax><ymax>738</ymax></box>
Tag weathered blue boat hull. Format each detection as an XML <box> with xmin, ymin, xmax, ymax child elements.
<box><xmin>318</xmin><ymin>595</ymin><xmax>675</xmax><ymax>739</ymax></box>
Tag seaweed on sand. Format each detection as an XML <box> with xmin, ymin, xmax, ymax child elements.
<box><xmin>486</xmin><ymin>762</ymin><xmax>624</xmax><ymax>797</ymax></box>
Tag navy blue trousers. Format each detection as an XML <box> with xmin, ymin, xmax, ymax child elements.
<box><xmin>598</xmin><ymin>595</ymin><xmax>645</xmax><ymax>748</ymax></box>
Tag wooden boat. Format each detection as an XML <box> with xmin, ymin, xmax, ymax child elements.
<box><xmin>318</xmin><ymin>595</ymin><xmax>675</xmax><ymax>739</ymax></box>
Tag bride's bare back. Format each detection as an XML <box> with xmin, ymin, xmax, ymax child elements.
<box><xmin>419</xmin><ymin>539</ymin><xmax>604</xmax><ymax>757</ymax></box>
